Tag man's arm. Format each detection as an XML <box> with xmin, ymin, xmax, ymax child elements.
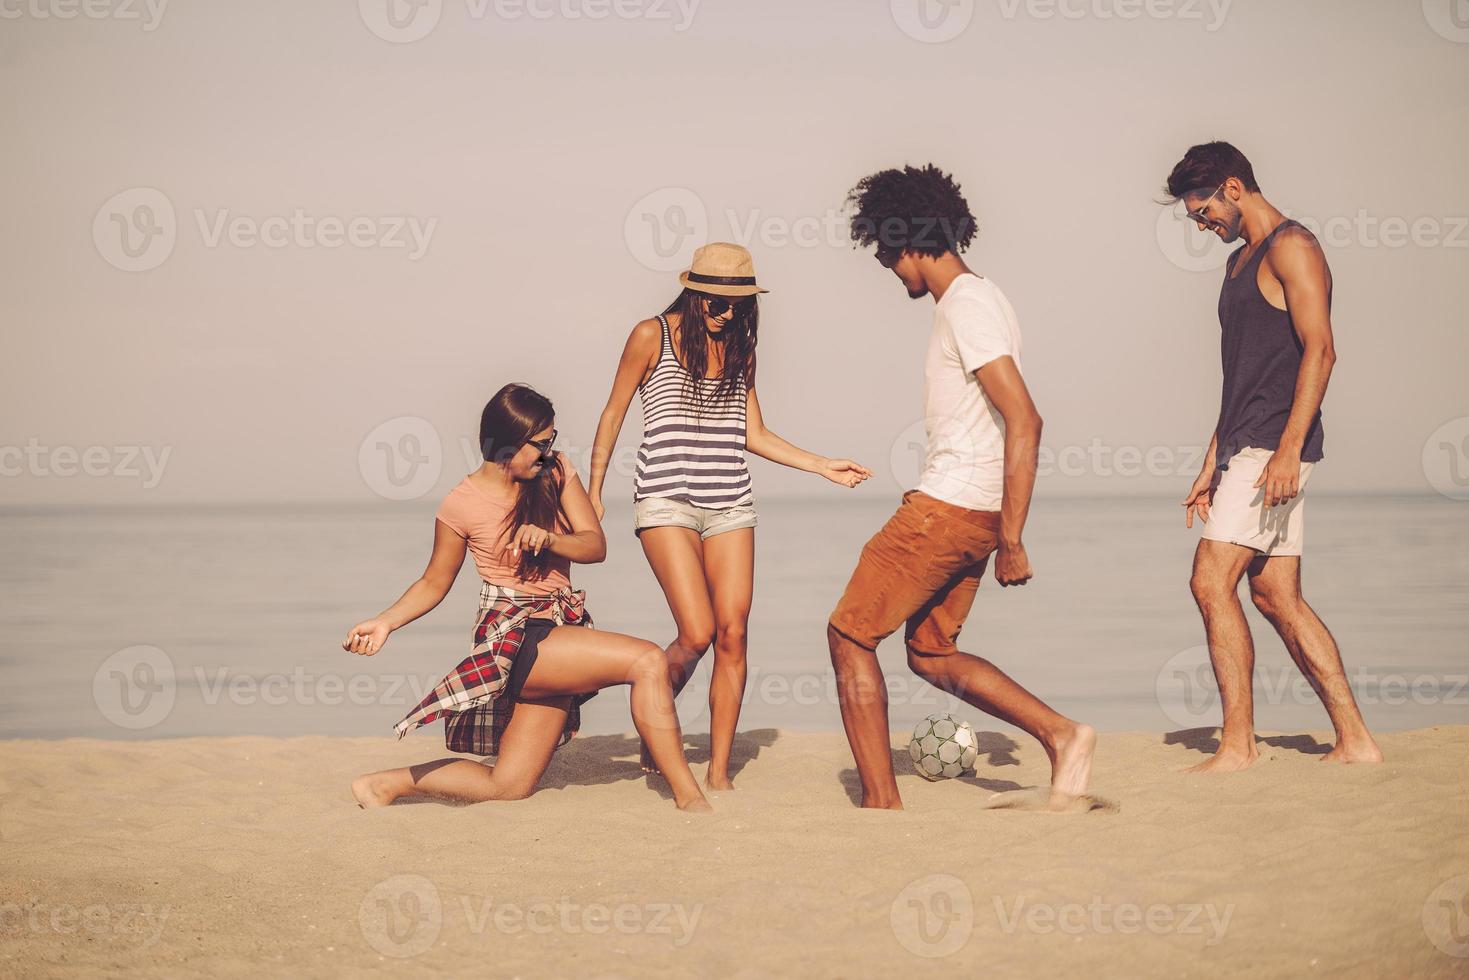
<box><xmin>1259</xmin><ymin>230</ymin><xmax>1337</xmax><ymax>506</ymax></box>
<box><xmin>974</xmin><ymin>355</ymin><xmax>1042</xmax><ymax>586</ymax></box>
<box><xmin>1183</xmin><ymin>432</ymin><xmax>1219</xmax><ymax>528</ymax></box>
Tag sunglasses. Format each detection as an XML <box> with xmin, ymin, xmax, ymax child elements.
<box><xmin>875</xmin><ymin>245</ymin><xmax>902</xmax><ymax>268</ymax></box>
<box><xmin>702</xmin><ymin>295</ymin><xmax>755</xmax><ymax>318</ymax></box>
<box><xmin>1184</xmin><ymin>182</ymin><xmax>1227</xmax><ymax>225</ymax></box>
<box><xmin>526</xmin><ymin>429</ymin><xmax>557</xmax><ymax>462</ymax></box>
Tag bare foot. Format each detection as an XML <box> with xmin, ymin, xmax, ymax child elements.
<box><xmin>1044</xmin><ymin>722</ymin><xmax>1096</xmax><ymax>807</ymax></box>
<box><xmin>1321</xmin><ymin>739</ymin><xmax>1384</xmax><ymax>764</ymax></box>
<box><xmin>1181</xmin><ymin>745</ymin><xmax>1260</xmax><ymax>774</ymax></box>
<box><xmin>639</xmin><ymin>742</ymin><xmax>661</xmax><ymax>775</ymax></box>
<box><xmin>704</xmin><ymin>772</ymin><xmax>735</xmax><ymax>792</ymax></box>
<box><xmin>677</xmin><ymin>795</ymin><xmax>713</xmax><ymax>813</ymax></box>
<box><xmin>351</xmin><ymin>772</ymin><xmax>398</xmax><ymax>808</ymax></box>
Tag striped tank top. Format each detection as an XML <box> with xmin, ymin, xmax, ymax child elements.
<box><xmin>632</xmin><ymin>315</ymin><xmax>753</xmax><ymax>509</ymax></box>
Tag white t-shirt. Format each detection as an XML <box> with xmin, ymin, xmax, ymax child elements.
<box><xmin>916</xmin><ymin>273</ymin><xmax>1023</xmax><ymax>512</ymax></box>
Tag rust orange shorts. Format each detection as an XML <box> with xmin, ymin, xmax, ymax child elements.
<box><xmin>828</xmin><ymin>489</ymin><xmax>1001</xmax><ymax>656</ymax></box>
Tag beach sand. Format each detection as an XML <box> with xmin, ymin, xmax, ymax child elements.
<box><xmin>2</xmin><ymin>726</ymin><xmax>1467</xmax><ymax>978</ymax></box>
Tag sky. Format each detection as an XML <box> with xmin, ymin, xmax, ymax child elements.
<box><xmin>3</xmin><ymin>0</ymin><xmax>1468</xmax><ymax>506</ymax></box>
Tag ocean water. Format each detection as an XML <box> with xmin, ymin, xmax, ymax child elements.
<box><xmin>1</xmin><ymin>495</ymin><xmax>1465</xmax><ymax>743</ymax></box>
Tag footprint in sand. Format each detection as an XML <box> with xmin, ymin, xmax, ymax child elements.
<box><xmin>981</xmin><ymin>787</ymin><xmax>1120</xmax><ymax>814</ymax></box>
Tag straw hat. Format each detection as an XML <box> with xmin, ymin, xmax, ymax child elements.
<box><xmin>678</xmin><ymin>242</ymin><xmax>770</xmax><ymax>297</ymax></box>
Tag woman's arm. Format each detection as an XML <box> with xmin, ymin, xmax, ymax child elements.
<box><xmin>588</xmin><ymin>319</ymin><xmax>661</xmax><ymax>517</ymax></box>
<box><xmin>744</xmin><ymin>386</ymin><xmax>872</xmax><ymax>488</ymax></box>
<box><xmin>343</xmin><ymin>520</ymin><xmax>467</xmax><ymax>656</ymax></box>
<box><xmin>508</xmin><ymin>457</ymin><xmax>608</xmax><ymax>565</ymax></box>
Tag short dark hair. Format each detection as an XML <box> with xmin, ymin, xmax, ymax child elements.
<box><xmin>1164</xmin><ymin>141</ymin><xmax>1261</xmax><ymax>201</ymax></box>
<box><xmin>846</xmin><ymin>164</ymin><xmax>977</xmax><ymax>258</ymax></box>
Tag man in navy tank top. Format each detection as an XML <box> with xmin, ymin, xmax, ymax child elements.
<box><xmin>1166</xmin><ymin>142</ymin><xmax>1381</xmax><ymax>771</ymax></box>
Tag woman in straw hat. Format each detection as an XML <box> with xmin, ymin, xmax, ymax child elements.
<box><xmin>588</xmin><ymin>243</ymin><xmax>872</xmax><ymax>790</ymax></box>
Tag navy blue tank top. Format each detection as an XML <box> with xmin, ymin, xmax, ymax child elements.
<box><xmin>1214</xmin><ymin>219</ymin><xmax>1326</xmax><ymax>471</ymax></box>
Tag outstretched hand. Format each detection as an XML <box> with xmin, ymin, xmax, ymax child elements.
<box><xmin>344</xmin><ymin>618</ymin><xmax>390</xmax><ymax>657</ymax></box>
<box><xmin>819</xmin><ymin>458</ymin><xmax>873</xmax><ymax>489</ymax></box>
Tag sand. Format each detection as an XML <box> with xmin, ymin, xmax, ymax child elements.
<box><xmin>2</xmin><ymin>726</ymin><xmax>1467</xmax><ymax>978</ymax></box>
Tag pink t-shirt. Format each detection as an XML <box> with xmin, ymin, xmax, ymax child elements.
<box><xmin>435</xmin><ymin>455</ymin><xmax>575</xmax><ymax>596</ymax></box>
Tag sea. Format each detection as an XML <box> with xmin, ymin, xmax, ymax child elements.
<box><xmin>2</xmin><ymin>495</ymin><xmax>1465</xmax><ymax>742</ymax></box>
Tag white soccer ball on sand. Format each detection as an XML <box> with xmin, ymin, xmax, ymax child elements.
<box><xmin>908</xmin><ymin>713</ymin><xmax>979</xmax><ymax>781</ymax></box>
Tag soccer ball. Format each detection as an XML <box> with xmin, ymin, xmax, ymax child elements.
<box><xmin>908</xmin><ymin>713</ymin><xmax>979</xmax><ymax>781</ymax></box>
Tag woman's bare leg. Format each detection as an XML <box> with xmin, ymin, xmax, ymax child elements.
<box><xmin>521</xmin><ymin>625</ymin><xmax>711</xmax><ymax>811</ymax></box>
<box><xmin>637</xmin><ymin>526</ymin><xmax>715</xmax><ymax>772</ymax></box>
<box><xmin>351</xmin><ymin>696</ymin><xmax>571</xmax><ymax>807</ymax></box>
<box><xmin>700</xmin><ymin>527</ymin><xmax>754</xmax><ymax>790</ymax></box>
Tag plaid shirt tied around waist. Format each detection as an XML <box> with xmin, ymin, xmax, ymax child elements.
<box><xmin>394</xmin><ymin>582</ymin><xmax>596</xmax><ymax>757</ymax></box>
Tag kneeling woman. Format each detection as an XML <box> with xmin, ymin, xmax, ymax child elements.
<box><xmin>344</xmin><ymin>383</ymin><xmax>710</xmax><ymax>812</ymax></box>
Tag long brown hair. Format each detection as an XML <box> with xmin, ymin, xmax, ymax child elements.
<box><xmin>660</xmin><ymin>289</ymin><xmax>758</xmax><ymax>410</ymax></box>
<box><xmin>479</xmin><ymin>383</ymin><xmax>565</xmax><ymax>580</ymax></box>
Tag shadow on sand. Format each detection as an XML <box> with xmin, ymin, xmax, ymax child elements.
<box><xmin>837</xmin><ymin>730</ymin><xmax>1027</xmax><ymax>806</ymax></box>
<box><xmin>393</xmin><ymin>728</ymin><xmax>782</xmax><ymax>806</ymax></box>
<box><xmin>1164</xmin><ymin>727</ymin><xmax>1332</xmax><ymax>759</ymax></box>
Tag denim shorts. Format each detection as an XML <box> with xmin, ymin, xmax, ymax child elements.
<box><xmin>633</xmin><ymin>495</ymin><xmax>758</xmax><ymax>539</ymax></box>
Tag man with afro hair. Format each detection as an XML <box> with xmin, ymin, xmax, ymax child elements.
<box><xmin>827</xmin><ymin>163</ymin><xmax>1096</xmax><ymax>810</ymax></box>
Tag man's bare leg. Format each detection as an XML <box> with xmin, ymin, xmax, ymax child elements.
<box><xmin>907</xmin><ymin>647</ymin><xmax>1095</xmax><ymax>807</ymax></box>
<box><xmin>1247</xmin><ymin>555</ymin><xmax>1383</xmax><ymax>764</ymax></box>
<box><xmin>1186</xmin><ymin>539</ymin><xmax>1262</xmax><ymax>773</ymax></box>
<box><xmin>829</xmin><ymin>624</ymin><xmax>902</xmax><ymax>809</ymax></box>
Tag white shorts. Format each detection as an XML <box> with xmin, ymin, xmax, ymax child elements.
<box><xmin>1202</xmin><ymin>447</ymin><xmax>1316</xmax><ymax>557</ymax></box>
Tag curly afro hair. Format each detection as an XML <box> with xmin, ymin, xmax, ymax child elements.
<box><xmin>846</xmin><ymin>164</ymin><xmax>977</xmax><ymax>258</ymax></box>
